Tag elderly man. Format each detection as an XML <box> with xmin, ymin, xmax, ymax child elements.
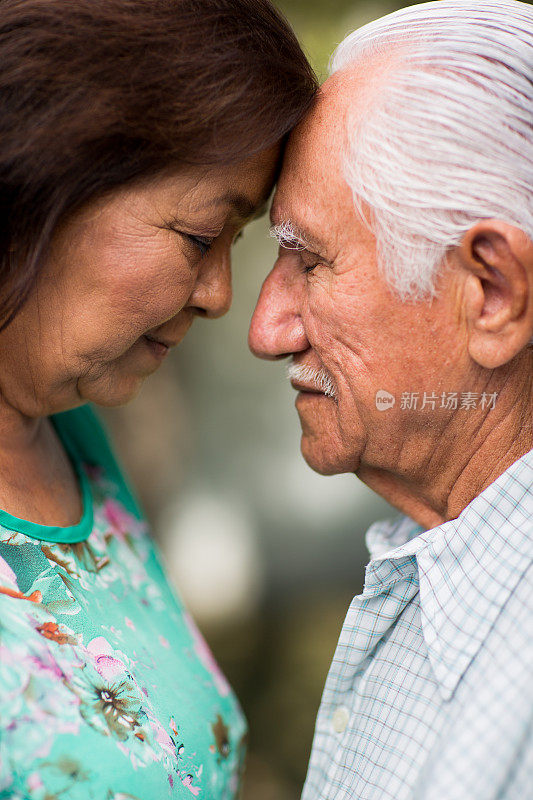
<box><xmin>249</xmin><ymin>1</ymin><xmax>533</xmax><ymax>798</ymax></box>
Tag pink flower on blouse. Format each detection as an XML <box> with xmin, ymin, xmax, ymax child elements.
<box><xmin>27</xmin><ymin>773</ymin><xmax>44</xmax><ymax>792</ymax></box>
<box><xmin>183</xmin><ymin>611</ymin><xmax>230</xmax><ymax>698</ymax></box>
<box><xmin>103</xmin><ymin>499</ymin><xmax>133</xmax><ymax>541</ymax></box>
<box><xmin>86</xmin><ymin>636</ymin><xmax>129</xmax><ymax>682</ymax></box>
<box><xmin>181</xmin><ymin>772</ymin><xmax>201</xmax><ymax>796</ymax></box>
<box><xmin>28</xmin><ymin>648</ymin><xmax>70</xmax><ymax>682</ymax></box>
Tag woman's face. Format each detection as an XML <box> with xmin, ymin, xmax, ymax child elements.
<box><xmin>0</xmin><ymin>148</ymin><xmax>279</xmax><ymax>415</ymax></box>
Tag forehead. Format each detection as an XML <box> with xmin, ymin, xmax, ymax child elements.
<box><xmin>271</xmin><ymin>63</ymin><xmax>394</xmax><ymax>239</ymax></box>
<box><xmin>272</xmin><ymin>76</ymin><xmax>349</xmax><ymax>225</ymax></box>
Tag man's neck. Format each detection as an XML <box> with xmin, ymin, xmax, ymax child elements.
<box><xmin>357</xmin><ymin>357</ymin><xmax>533</xmax><ymax>530</ymax></box>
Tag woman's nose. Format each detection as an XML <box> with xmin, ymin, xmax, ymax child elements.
<box><xmin>189</xmin><ymin>252</ymin><xmax>233</xmax><ymax>319</ymax></box>
<box><xmin>248</xmin><ymin>258</ymin><xmax>308</xmax><ymax>360</ymax></box>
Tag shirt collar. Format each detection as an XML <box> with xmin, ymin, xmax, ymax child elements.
<box><xmin>364</xmin><ymin>447</ymin><xmax>533</xmax><ymax>701</ymax></box>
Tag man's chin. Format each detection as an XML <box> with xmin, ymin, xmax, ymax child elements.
<box><xmin>300</xmin><ymin>436</ymin><xmax>361</xmax><ymax>476</ymax></box>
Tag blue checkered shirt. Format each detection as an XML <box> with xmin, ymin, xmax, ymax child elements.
<box><xmin>301</xmin><ymin>448</ymin><xmax>533</xmax><ymax>800</ymax></box>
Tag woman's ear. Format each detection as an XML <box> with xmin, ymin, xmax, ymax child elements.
<box><xmin>459</xmin><ymin>220</ymin><xmax>533</xmax><ymax>369</ymax></box>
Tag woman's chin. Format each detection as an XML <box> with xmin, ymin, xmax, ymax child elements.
<box><xmin>78</xmin><ymin>361</ymin><xmax>155</xmax><ymax>407</ymax></box>
<box><xmin>75</xmin><ymin>335</ymin><xmax>175</xmax><ymax>407</ymax></box>
<box><xmin>78</xmin><ymin>379</ymin><xmax>144</xmax><ymax>408</ymax></box>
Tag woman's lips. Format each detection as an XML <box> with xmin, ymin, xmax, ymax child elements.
<box><xmin>143</xmin><ymin>334</ymin><xmax>169</xmax><ymax>358</ymax></box>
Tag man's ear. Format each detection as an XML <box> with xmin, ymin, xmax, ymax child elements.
<box><xmin>459</xmin><ymin>220</ymin><xmax>533</xmax><ymax>369</ymax></box>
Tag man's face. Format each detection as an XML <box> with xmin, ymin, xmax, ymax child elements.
<box><xmin>249</xmin><ymin>72</ymin><xmax>472</xmax><ymax>479</ymax></box>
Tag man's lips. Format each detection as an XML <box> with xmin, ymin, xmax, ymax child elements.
<box><xmin>287</xmin><ymin>361</ymin><xmax>337</xmax><ymax>399</ymax></box>
<box><xmin>290</xmin><ymin>379</ymin><xmax>325</xmax><ymax>395</ymax></box>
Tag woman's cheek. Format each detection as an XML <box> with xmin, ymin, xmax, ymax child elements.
<box><xmin>136</xmin><ymin>269</ymin><xmax>196</xmax><ymax>323</ymax></box>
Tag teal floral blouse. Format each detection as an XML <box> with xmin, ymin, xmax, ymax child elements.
<box><xmin>0</xmin><ymin>403</ymin><xmax>247</xmax><ymax>799</ymax></box>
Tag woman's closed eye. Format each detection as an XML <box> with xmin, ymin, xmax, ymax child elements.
<box><xmin>166</xmin><ymin>222</ymin><xmax>246</xmax><ymax>259</ymax></box>
<box><xmin>184</xmin><ymin>233</ymin><xmax>215</xmax><ymax>257</ymax></box>
<box><xmin>187</xmin><ymin>228</ymin><xmax>247</xmax><ymax>255</ymax></box>
<box><xmin>163</xmin><ymin>219</ymin><xmax>217</xmax><ymax>257</ymax></box>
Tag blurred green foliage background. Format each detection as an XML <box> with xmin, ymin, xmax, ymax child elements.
<box><xmin>99</xmin><ymin>1</ymin><xmax>403</xmax><ymax>797</ymax></box>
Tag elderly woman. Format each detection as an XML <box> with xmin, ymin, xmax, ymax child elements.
<box><xmin>0</xmin><ymin>0</ymin><xmax>317</xmax><ymax>797</ymax></box>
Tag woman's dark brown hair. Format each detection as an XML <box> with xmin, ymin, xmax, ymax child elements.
<box><xmin>0</xmin><ymin>0</ymin><xmax>317</xmax><ymax>331</ymax></box>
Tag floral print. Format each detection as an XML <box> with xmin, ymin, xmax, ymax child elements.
<box><xmin>0</xmin><ymin>404</ymin><xmax>246</xmax><ymax>799</ymax></box>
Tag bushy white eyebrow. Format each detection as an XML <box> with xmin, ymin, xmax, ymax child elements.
<box><xmin>269</xmin><ymin>220</ymin><xmax>307</xmax><ymax>251</ymax></box>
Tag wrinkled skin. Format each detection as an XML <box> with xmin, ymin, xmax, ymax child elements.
<box><xmin>0</xmin><ymin>146</ymin><xmax>278</xmax><ymax>524</ymax></box>
<box><xmin>249</xmin><ymin>71</ymin><xmax>533</xmax><ymax>528</ymax></box>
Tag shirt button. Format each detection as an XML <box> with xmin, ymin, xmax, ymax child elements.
<box><xmin>331</xmin><ymin>706</ymin><xmax>350</xmax><ymax>734</ymax></box>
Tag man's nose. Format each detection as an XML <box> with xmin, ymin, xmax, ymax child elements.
<box><xmin>189</xmin><ymin>252</ymin><xmax>232</xmax><ymax>319</ymax></box>
<box><xmin>248</xmin><ymin>258</ymin><xmax>308</xmax><ymax>360</ymax></box>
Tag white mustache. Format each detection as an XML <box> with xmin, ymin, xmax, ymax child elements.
<box><xmin>286</xmin><ymin>363</ymin><xmax>337</xmax><ymax>399</ymax></box>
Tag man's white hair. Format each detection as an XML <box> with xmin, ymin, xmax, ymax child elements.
<box><xmin>330</xmin><ymin>0</ymin><xmax>533</xmax><ymax>298</ymax></box>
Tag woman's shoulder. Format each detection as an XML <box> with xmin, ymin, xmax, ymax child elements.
<box><xmin>50</xmin><ymin>402</ymin><xmax>145</xmax><ymax>522</ymax></box>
